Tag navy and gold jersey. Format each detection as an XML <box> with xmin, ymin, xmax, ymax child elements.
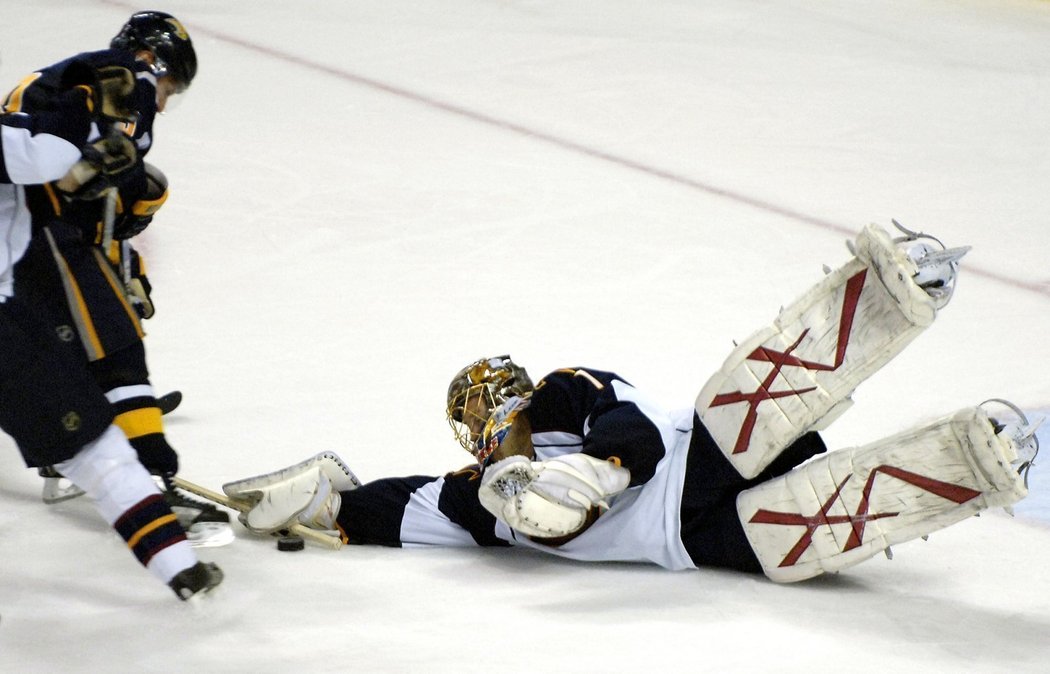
<box><xmin>1</xmin><ymin>49</ymin><xmax>161</xmax><ymax>298</ymax></box>
<box><xmin>3</xmin><ymin>49</ymin><xmax>162</xmax><ymax>356</ymax></box>
<box><xmin>6</xmin><ymin>49</ymin><xmax>161</xmax><ymax>239</ymax></box>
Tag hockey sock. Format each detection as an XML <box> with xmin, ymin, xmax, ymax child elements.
<box><xmin>54</xmin><ymin>425</ymin><xmax>197</xmax><ymax>584</ymax></box>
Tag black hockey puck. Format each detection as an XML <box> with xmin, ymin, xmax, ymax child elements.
<box><xmin>277</xmin><ymin>535</ymin><xmax>305</xmax><ymax>552</ymax></box>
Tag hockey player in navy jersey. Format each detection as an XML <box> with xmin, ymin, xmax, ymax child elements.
<box><xmin>226</xmin><ymin>223</ymin><xmax>1039</xmax><ymax>582</ymax></box>
<box><xmin>0</xmin><ymin>11</ymin><xmax>222</xmax><ymax>599</ymax></box>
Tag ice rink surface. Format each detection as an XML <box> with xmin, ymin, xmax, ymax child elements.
<box><xmin>1</xmin><ymin>0</ymin><xmax>1049</xmax><ymax>671</ymax></box>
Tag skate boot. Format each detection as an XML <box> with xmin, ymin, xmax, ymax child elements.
<box><xmin>888</xmin><ymin>219</ymin><xmax>970</xmax><ymax>309</ymax></box>
<box><xmin>981</xmin><ymin>398</ymin><xmax>1041</xmax><ymax>488</ymax></box>
<box><xmin>39</xmin><ymin>465</ymin><xmax>86</xmax><ymax>504</ymax></box>
<box><xmin>169</xmin><ymin>561</ymin><xmax>224</xmax><ymax>601</ymax></box>
<box><xmin>161</xmin><ymin>476</ymin><xmax>235</xmax><ymax>547</ymax></box>
<box><xmin>222</xmin><ymin>452</ymin><xmax>360</xmax><ymax>535</ymax></box>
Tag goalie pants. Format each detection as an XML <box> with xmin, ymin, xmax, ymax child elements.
<box><xmin>679</xmin><ymin>413</ymin><xmax>827</xmax><ymax>573</ymax></box>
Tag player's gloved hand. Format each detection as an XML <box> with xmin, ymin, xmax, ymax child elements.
<box><xmin>56</xmin><ymin>128</ymin><xmax>139</xmax><ymax>199</ymax></box>
<box><xmin>91</xmin><ymin>66</ymin><xmax>138</xmax><ymax>124</ymax></box>
<box><xmin>113</xmin><ymin>163</ymin><xmax>168</xmax><ymax>240</ymax></box>
<box><xmin>61</xmin><ymin>61</ymin><xmax>138</xmax><ymax>125</ymax></box>
<box><xmin>479</xmin><ymin>454</ymin><xmax>630</xmax><ymax>539</ymax></box>
<box><xmin>132</xmin><ymin>434</ymin><xmax>179</xmax><ymax>476</ymax></box>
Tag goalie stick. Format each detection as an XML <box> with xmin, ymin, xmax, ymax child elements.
<box><xmin>170</xmin><ymin>476</ymin><xmax>344</xmax><ymax>550</ymax></box>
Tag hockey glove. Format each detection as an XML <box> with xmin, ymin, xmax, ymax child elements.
<box><xmin>92</xmin><ymin>66</ymin><xmax>138</xmax><ymax>124</ymax></box>
<box><xmin>61</xmin><ymin>62</ymin><xmax>138</xmax><ymax>125</ymax></box>
<box><xmin>131</xmin><ymin>433</ymin><xmax>179</xmax><ymax>477</ymax></box>
<box><xmin>56</xmin><ymin>128</ymin><xmax>139</xmax><ymax>200</ymax></box>
<box><xmin>479</xmin><ymin>454</ymin><xmax>630</xmax><ymax>539</ymax></box>
<box><xmin>113</xmin><ymin>163</ymin><xmax>168</xmax><ymax>240</ymax></box>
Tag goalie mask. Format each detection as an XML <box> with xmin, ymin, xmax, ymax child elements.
<box><xmin>446</xmin><ymin>355</ymin><xmax>534</xmax><ymax>456</ymax></box>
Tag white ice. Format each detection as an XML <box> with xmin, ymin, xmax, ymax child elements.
<box><xmin>1</xmin><ymin>1</ymin><xmax>1049</xmax><ymax>671</ymax></box>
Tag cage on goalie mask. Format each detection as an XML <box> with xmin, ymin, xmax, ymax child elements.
<box><xmin>474</xmin><ymin>395</ymin><xmax>532</xmax><ymax>468</ymax></box>
<box><xmin>446</xmin><ymin>355</ymin><xmax>534</xmax><ymax>455</ymax></box>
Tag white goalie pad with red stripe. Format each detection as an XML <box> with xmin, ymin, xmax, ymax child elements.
<box><xmin>696</xmin><ymin>223</ymin><xmax>941</xmax><ymax>479</ymax></box>
<box><xmin>736</xmin><ymin>406</ymin><xmax>1028</xmax><ymax>582</ymax></box>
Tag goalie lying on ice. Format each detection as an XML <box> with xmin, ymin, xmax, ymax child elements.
<box><xmin>225</xmin><ymin>223</ymin><xmax>1039</xmax><ymax>582</ymax></box>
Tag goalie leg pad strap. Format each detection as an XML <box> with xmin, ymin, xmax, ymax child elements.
<box><xmin>736</xmin><ymin>406</ymin><xmax>1027</xmax><ymax>582</ymax></box>
<box><xmin>697</xmin><ymin>223</ymin><xmax>941</xmax><ymax>479</ymax></box>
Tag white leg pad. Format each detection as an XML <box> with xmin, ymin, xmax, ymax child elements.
<box><xmin>697</xmin><ymin>223</ymin><xmax>940</xmax><ymax>479</ymax></box>
<box><xmin>736</xmin><ymin>406</ymin><xmax>1028</xmax><ymax>582</ymax></box>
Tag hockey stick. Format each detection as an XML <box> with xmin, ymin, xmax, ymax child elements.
<box><xmin>157</xmin><ymin>390</ymin><xmax>182</xmax><ymax>415</ymax></box>
<box><xmin>170</xmin><ymin>476</ymin><xmax>343</xmax><ymax>550</ymax></box>
<box><xmin>101</xmin><ymin>187</ymin><xmax>117</xmax><ymax>252</ymax></box>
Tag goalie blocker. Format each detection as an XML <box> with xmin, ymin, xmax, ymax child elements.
<box><xmin>737</xmin><ymin>404</ymin><xmax>1030</xmax><ymax>582</ymax></box>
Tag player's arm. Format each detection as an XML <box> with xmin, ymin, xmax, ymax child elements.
<box><xmin>1</xmin><ymin>63</ymin><xmax>138</xmax><ymax>192</ymax></box>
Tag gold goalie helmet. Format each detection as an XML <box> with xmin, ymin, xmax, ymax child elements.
<box><xmin>446</xmin><ymin>355</ymin><xmax>534</xmax><ymax>456</ymax></box>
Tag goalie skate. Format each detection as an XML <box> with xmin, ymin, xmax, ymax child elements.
<box><xmin>696</xmin><ymin>222</ymin><xmax>968</xmax><ymax>479</ymax></box>
<box><xmin>736</xmin><ymin>403</ymin><xmax>1029</xmax><ymax>582</ymax></box>
<box><xmin>222</xmin><ymin>452</ymin><xmax>360</xmax><ymax>534</ymax></box>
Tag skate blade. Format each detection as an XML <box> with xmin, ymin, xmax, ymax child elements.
<box><xmin>187</xmin><ymin>521</ymin><xmax>235</xmax><ymax>548</ymax></box>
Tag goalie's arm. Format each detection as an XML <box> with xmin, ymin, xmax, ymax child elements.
<box><xmin>337</xmin><ymin>470</ymin><xmax>508</xmax><ymax>548</ymax></box>
<box><xmin>529</xmin><ymin>369</ymin><xmax>668</xmax><ymax>486</ymax></box>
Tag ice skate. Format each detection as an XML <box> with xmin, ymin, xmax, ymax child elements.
<box><xmin>222</xmin><ymin>452</ymin><xmax>360</xmax><ymax>534</ymax></box>
<box><xmin>169</xmin><ymin>561</ymin><xmax>224</xmax><ymax>601</ymax></box>
<box><xmin>980</xmin><ymin>398</ymin><xmax>1041</xmax><ymax>488</ymax></box>
<box><xmin>161</xmin><ymin>476</ymin><xmax>235</xmax><ymax>547</ymax></box>
<box><xmin>697</xmin><ymin>221</ymin><xmax>969</xmax><ymax>479</ymax></box>
<box><xmin>889</xmin><ymin>219</ymin><xmax>970</xmax><ymax>310</ymax></box>
<box><xmin>737</xmin><ymin>402</ymin><xmax>1030</xmax><ymax>582</ymax></box>
<box><xmin>39</xmin><ymin>465</ymin><xmax>86</xmax><ymax>504</ymax></box>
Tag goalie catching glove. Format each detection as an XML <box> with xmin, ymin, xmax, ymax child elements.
<box><xmin>479</xmin><ymin>454</ymin><xmax>630</xmax><ymax>539</ymax></box>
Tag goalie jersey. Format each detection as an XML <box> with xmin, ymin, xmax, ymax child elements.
<box><xmin>335</xmin><ymin>368</ymin><xmax>824</xmax><ymax>571</ymax></box>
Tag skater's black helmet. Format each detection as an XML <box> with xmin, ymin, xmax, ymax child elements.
<box><xmin>111</xmin><ymin>11</ymin><xmax>197</xmax><ymax>90</ymax></box>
